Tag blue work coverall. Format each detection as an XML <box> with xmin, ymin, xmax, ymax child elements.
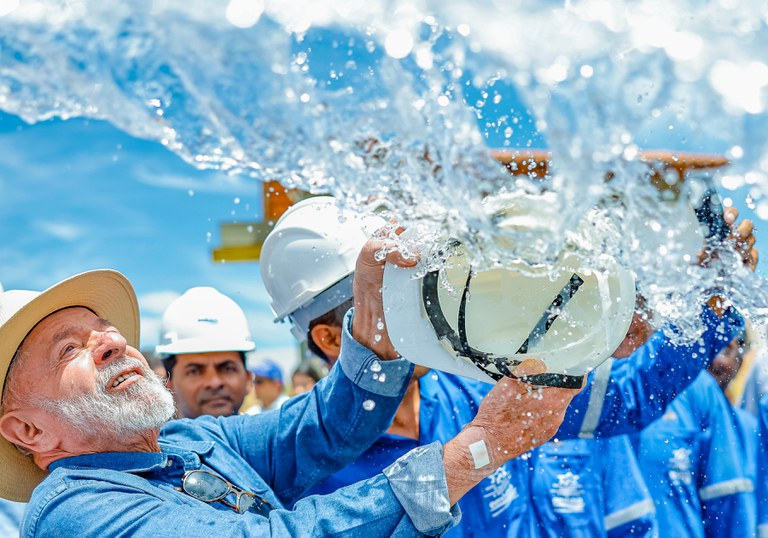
<box><xmin>528</xmin><ymin>436</ymin><xmax>655</xmax><ymax>537</ymax></box>
<box><xmin>632</xmin><ymin>371</ymin><xmax>755</xmax><ymax>538</ymax></box>
<box><xmin>758</xmin><ymin>394</ymin><xmax>768</xmax><ymax>538</ymax></box>
<box><xmin>306</xmin><ymin>306</ymin><xmax>740</xmax><ymax>536</ymax></box>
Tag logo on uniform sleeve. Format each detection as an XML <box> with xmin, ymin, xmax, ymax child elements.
<box><xmin>550</xmin><ymin>472</ymin><xmax>585</xmax><ymax>514</ymax></box>
<box><xmin>482</xmin><ymin>466</ymin><xmax>519</xmax><ymax>518</ymax></box>
<box><xmin>668</xmin><ymin>447</ymin><xmax>693</xmax><ymax>485</ymax></box>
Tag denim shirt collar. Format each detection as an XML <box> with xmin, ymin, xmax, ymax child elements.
<box><xmin>48</xmin><ymin>441</ymin><xmax>215</xmax><ymax>474</ymax></box>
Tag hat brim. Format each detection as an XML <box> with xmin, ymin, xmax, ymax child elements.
<box><xmin>0</xmin><ymin>269</ymin><xmax>138</xmax><ymax>502</ymax></box>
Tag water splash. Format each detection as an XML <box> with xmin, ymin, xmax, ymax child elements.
<box><xmin>1</xmin><ymin>0</ymin><xmax>766</xmax><ymax>340</ymax></box>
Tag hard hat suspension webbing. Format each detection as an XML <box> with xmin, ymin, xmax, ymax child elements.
<box><xmin>515</xmin><ymin>273</ymin><xmax>585</xmax><ymax>354</ymax></box>
<box><xmin>422</xmin><ymin>260</ymin><xmax>585</xmax><ymax>389</ymax></box>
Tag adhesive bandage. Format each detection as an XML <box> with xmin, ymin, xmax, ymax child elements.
<box><xmin>468</xmin><ymin>439</ymin><xmax>490</xmax><ymax>469</ymax></box>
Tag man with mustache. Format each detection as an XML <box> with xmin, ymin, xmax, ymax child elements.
<box><xmin>0</xmin><ymin>240</ymin><xmax>581</xmax><ymax>537</ymax></box>
<box><xmin>155</xmin><ymin>286</ymin><xmax>254</xmax><ymax>419</ymax></box>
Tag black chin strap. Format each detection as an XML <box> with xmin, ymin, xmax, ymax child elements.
<box><xmin>422</xmin><ymin>263</ymin><xmax>585</xmax><ymax>389</ymax></box>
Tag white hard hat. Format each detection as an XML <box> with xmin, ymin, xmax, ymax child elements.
<box><xmin>156</xmin><ymin>287</ymin><xmax>256</xmax><ymax>355</ymax></box>
<box><xmin>260</xmin><ymin>196</ymin><xmax>385</xmax><ymax>339</ymax></box>
<box><xmin>383</xmin><ymin>236</ymin><xmax>635</xmax><ymax>388</ymax></box>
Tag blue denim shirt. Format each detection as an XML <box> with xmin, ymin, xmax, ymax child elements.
<box><xmin>305</xmin><ymin>371</ymin><xmax>529</xmax><ymax>537</ymax></box>
<box><xmin>21</xmin><ymin>311</ymin><xmax>461</xmax><ymax>537</ymax></box>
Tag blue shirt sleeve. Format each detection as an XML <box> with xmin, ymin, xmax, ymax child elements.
<box><xmin>27</xmin><ymin>462</ymin><xmax>459</xmax><ymax>538</ymax></box>
<box><xmin>558</xmin><ymin>306</ymin><xmax>744</xmax><ymax>439</ymax></box>
<box><xmin>207</xmin><ymin>308</ymin><xmax>416</xmax><ymax>504</ymax></box>
<box><xmin>758</xmin><ymin>395</ymin><xmax>768</xmax><ymax>538</ymax></box>
<box><xmin>600</xmin><ymin>435</ymin><xmax>656</xmax><ymax>538</ymax></box>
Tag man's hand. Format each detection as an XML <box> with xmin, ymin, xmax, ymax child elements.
<box><xmin>442</xmin><ymin>359</ymin><xmax>583</xmax><ymax>505</ymax></box>
<box><xmin>352</xmin><ymin>237</ymin><xmax>416</xmax><ymax>360</ymax></box>
<box><xmin>724</xmin><ymin>207</ymin><xmax>758</xmax><ymax>271</ymax></box>
<box><xmin>701</xmin><ymin>207</ymin><xmax>758</xmax><ymax>315</ymax></box>
<box><xmin>698</xmin><ymin>207</ymin><xmax>758</xmax><ymax>270</ymax></box>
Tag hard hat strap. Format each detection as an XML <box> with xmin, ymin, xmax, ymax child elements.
<box><xmin>421</xmin><ymin>254</ymin><xmax>585</xmax><ymax>389</ymax></box>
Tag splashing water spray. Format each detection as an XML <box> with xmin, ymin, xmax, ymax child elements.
<box><xmin>1</xmin><ymin>0</ymin><xmax>766</xmax><ymax>350</ymax></box>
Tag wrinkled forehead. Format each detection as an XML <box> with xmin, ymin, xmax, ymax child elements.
<box><xmin>11</xmin><ymin>307</ymin><xmax>107</xmax><ymax>373</ymax></box>
<box><xmin>22</xmin><ymin>306</ymin><xmax>106</xmax><ymax>346</ymax></box>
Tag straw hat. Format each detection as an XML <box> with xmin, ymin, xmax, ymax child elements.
<box><xmin>0</xmin><ymin>270</ymin><xmax>138</xmax><ymax>502</ymax></box>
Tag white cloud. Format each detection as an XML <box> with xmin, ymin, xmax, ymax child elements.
<box><xmin>138</xmin><ymin>290</ymin><xmax>180</xmax><ymax>314</ymax></box>
<box><xmin>33</xmin><ymin>220</ymin><xmax>83</xmax><ymax>241</ymax></box>
<box><xmin>133</xmin><ymin>165</ymin><xmax>263</xmax><ymax>196</ymax></box>
<box><xmin>139</xmin><ymin>315</ymin><xmax>163</xmax><ymax>350</ymax></box>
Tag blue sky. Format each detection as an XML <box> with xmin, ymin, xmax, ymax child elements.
<box><xmin>0</xmin><ymin>111</ymin><xmax>298</xmax><ymax>358</ymax></box>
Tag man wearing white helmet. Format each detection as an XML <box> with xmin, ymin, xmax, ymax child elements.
<box><xmin>262</xmin><ymin>196</ymin><xmax>753</xmax><ymax>536</ymax></box>
<box><xmin>156</xmin><ymin>287</ymin><xmax>254</xmax><ymax>418</ymax></box>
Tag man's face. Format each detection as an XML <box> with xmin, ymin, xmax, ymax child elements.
<box><xmin>2</xmin><ymin>307</ymin><xmax>174</xmax><ymax>448</ymax></box>
<box><xmin>291</xmin><ymin>372</ymin><xmax>316</xmax><ymax>396</ymax></box>
<box><xmin>612</xmin><ymin>310</ymin><xmax>655</xmax><ymax>359</ymax></box>
<box><xmin>252</xmin><ymin>376</ymin><xmax>282</xmax><ymax>408</ymax></box>
<box><xmin>708</xmin><ymin>339</ymin><xmax>744</xmax><ymax>391</ymax></box>
<box><xmin>167</xmin><ymin>352</ymin><xmax>251</xmax><ymax>418</ymax></box>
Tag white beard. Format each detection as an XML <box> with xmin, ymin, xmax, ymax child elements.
<box><xmin>38</xmin><ymin>356</ymin><xmax>176</xmax><ymax>440</ymax></box>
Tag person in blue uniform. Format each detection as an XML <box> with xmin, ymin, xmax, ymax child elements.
<box><xmin>262</xmin><ymin>198</ymin><xmax>754</xmax><ymax>536</ymax></box>
<box><xmin>709</xmin><ymin>332</ymin><xmax>759</xmax><ymax>526</ymax></box>
<box><xmin>616</xmin><ymin>310</ymin><xmax>756</xmax><ymax>538</ymax></box>
<box><xmin>757</xmin><ymin>394</ymin><xmax>768</xmax><ymax>538</ymax></box>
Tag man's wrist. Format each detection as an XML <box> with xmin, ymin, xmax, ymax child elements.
<box><xmin>443</xmin><ymin>426</ymin><xmax>499</xmax><ymax>506</ymax></box>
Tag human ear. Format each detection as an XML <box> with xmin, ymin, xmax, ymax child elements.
<box><xmin>0</xmin><ymin>410</ymin><xmax>56</xmax><ymax>454</ymax></box>
<box><xmin>245</xmin><ymin>371</ymin><xmax>253</xmax><ymax>392</ymax></box>
<box><xmin>310</xmin><ymin>324</ymin><xmax>342</xmax><ymax>358</ymax></box>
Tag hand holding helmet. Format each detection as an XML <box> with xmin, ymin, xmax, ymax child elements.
<box><xmin>442</xmin><ymin>358</ymin><xmax>583</xmax><ymax>505</ymax></box>
<box><xmin>351</xmin><ymin>237</ymin><xmax>417</xmax><ymax>360</ymax></box>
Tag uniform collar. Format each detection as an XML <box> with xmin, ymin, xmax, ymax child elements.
<box><xmin>48</xmin><ymin>440</ymin><xmax>215</xmax><ymax>474</ymax></box>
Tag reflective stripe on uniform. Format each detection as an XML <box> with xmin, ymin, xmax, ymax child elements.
<box><xmin>578</xmin><ymin>358</ymin><xmax>613</xmax><ymax>439</ymax></box>
<box><xmin>698</xmin><ymin>478</ymin><xmax>754</xmax><ymax>500</ymax></box>
<box><xmin>604</xmin><ymin>498</ymin><xmax>655</xmax><ymax>531</ymax></box>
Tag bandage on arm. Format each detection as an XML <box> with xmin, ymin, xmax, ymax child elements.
<box><xmin>442</xmin><ymin>426</ymin><xmax>497</xmax><ymax>506</ymax></box>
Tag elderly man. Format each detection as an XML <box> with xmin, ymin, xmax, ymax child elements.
<box><xmin>0</xmin><ymin>240</ymin><xmax>580</xmax><ymax>537</ymax></box>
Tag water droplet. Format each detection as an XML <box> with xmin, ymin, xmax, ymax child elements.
<box><xmin>370</xmin><ymin>360</ymin><xmax>382</xmax><ymax>372</ymax></box>
<box><xmin>362</xmin><ymin>399</ymin><xmax>376</xmax><ymax>411</ymax></box>
<box><xmin>373</xmin><ymin>334</ymin><xmax>382</xmax><ymax>343</ymax></box>
<box><xmin>378</xmin><ymin>373</ymin><xmax>387</xmax><ymax>382</ymax></box>
<box><xmin>376</xmin><ymin>319</ymin><xmax>385</xmax><ymax>331</ymax></box>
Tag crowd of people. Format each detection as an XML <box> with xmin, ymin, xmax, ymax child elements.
<box><xmin>0</xmin><ymin>195</ymin><xmax>765</xmax><ymax>537</ymax></box>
